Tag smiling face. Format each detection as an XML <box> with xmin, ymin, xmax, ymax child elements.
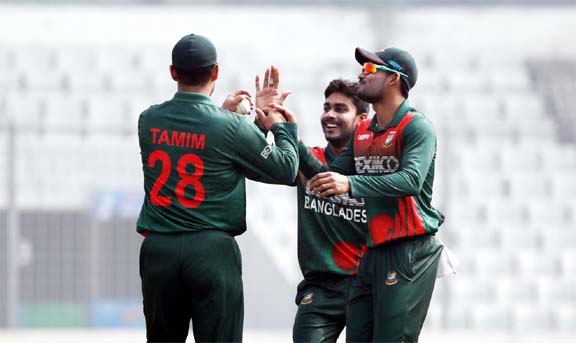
<box><xmin>321</xmin><ymin>92</ymin><xmax>361</xmax><ymax>148</ymax></box>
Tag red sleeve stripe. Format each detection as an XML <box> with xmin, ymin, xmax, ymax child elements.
<box><xmin>396</xmin><ymin>112</ymin><xmax>415</xmax><ymax>153</ymax></box>
<box><xmin>408</xmin><ymin>196</ymin><xmax>426</xmax><ymax>235</ymax></box>
<box><xmin>397</xmin><ymin>198</ymin><xmax>406</xmax><ymax>239</ymax></box>
<box><xmin>406</xmin><ymin>197</ymin><xmax>415</xmax><ymax>237</ymax></box>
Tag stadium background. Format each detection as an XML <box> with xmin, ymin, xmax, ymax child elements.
<box><xmin>0</xmin><ymin>0</ymin><xmax>575</xmax><ymax>342</ymax></box>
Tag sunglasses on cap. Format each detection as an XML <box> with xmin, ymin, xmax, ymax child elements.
<box><xmin>362</xmin><ymin>62</ymin><xmax>408</xmax><ymax>78</ymax></box>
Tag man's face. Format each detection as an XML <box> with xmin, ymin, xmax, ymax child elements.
<box><xmin>321</xmin><ymin>92</ymin><xmax>360</xmax><ymax>147</ymax></box>
<box><xmin>357</xmin><ymin>66</ymin><xmax>389</xmax><ymax>103</ymax></box>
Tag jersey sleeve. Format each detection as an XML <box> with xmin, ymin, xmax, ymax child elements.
<box><xmin>228</xmin><ymin>120</ymin><xmax>299</xmax><ymax>185</ymax></box>
<box><xmin>348</xmin><ymin>117</ymin><xmax>436</xmax><ymax>198</ymax></box>
<box><xmin>328</xmin><ymin>136</ymin><xmax>356</xmax><ymax>175</ymax></box>
<box><xmin>297</xmin><ymin>141</ymin><xmax>328</xmax><ymax>179</ymax></box>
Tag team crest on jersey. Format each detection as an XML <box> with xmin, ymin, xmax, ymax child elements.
<box><xmin>385</xmin><ymin>271</ymin><xmax>398</xmax><ymax>286</ymax></box>
<box><xmin>384</xmin><ymin>131</ymin><xmax>396</xmax><ymax>146</ymax></box>
<box><xmin>300</xmin><ymin>291</ymin><xmax>314</xmax><ymax>305</ymax></box>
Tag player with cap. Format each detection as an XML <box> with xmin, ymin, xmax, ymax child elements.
<box><xmin>136</xmin><ymin>34</ymin><xmax>299</xmax><ymax>343</ymax></box>
<box><xmin>290</xmin><ymin>79</ymin><xmax>369</xmax><ymax>343</ymax></box>
<box><xmin>274</xmin><ymin>47</ymin><xmax>444</xmax><ymax>342</ymax></box>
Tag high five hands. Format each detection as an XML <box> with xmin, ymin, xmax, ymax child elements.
<box><xmin>254</xmin><ymin>65</ymin><xmax>294</xmax><ymax>130</ymax></box>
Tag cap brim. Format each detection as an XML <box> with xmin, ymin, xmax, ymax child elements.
<box><xmin>355</xmin><ymin>47</ymin><xmax>385</xmax><ymax>66</ymax></box>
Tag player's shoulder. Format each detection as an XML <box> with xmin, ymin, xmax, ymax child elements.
<box><xmin>407</xmin><ymin>107</ymin><xmax>434</xmax><ymax>126</ymax></box>
<box><xmin>403</xmin><ymin>108</ymin><xmax>436</xmax><ymax>135</ymax></box>
<box><xmin>138</xmin><ymin>100</ymin><xmax>170</xmax><ymax>119</ymax></box>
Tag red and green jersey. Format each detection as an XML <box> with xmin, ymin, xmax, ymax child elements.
<box><xmin>299</xmin><ymin>100</ymin><xmax>443</xmax><ymax>248</ymax></box>
<box><xmin>136</xmin><ymin>92</ymin><xmax>298</xmax><ymax>236</ymax></box>
<box><xmin>296</xmin><ymin>146</ymin><xmax>368</xmax><ymax>279</ymax></box>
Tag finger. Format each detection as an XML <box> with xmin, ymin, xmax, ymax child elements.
<box><xmin>279</xmin><ymin>91</ymin><xmax>292</xmax><ymax>105</ymax></box>
<box><xmin>271</xmin><ymin>65</ymin><xmax>279</xmax><ymax>89</ymax></box>
<box><xmin>235</xmin><ymin>89</ymin><xmax>252</xmax><ymax>97</ymax></box>
<box><xmin>244</xmin><ymin>95</ymin><xmax>254</xmax><ymax>107</ymax></box>
<box><xmin>269</xmin><ymin>103</ymin><xmax>286</xmax><ymax>112</ymax></box>
<box><xmin>255</xmin><ymin>113</ymin><xmax>264</xmax><ymax>127</ymax></box>
<box><xmin>255</xmin><ymin>108</ymin><xmax>266</xmax><ymax>123</ymax></box>
<box><xmin>255</xmin><ymin>75</ymin><xmax>261</xmax><ymax>92</ymax></box>
<box><xmin>281</xmin><ymin>107</ymin><xmax>296</xmax><ymax>124</ymax></box>
<box><xmin>309</xmin><ymin>173</ymin><xmax>332</xmax><ymax>190</ymax></box>
<box><xmin>263</xmin><ymin>68</ymin><xmax>270</xmax><ymax>88</ymax></box>
<box><xmin>319</xmin><ymin>188</ymin><xmax>333</xmax><ymax>198</ymax></box>
<box><xmin>269</xmin><ymin>103</ymin><xmax>296</xmax><ymax>123</ymax></box>
<box><xmin>314</xmin><ymin>183</ymin><xmax>332</xmax><ymax>197</ymax></box>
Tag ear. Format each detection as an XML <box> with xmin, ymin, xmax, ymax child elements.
<box><xmin>355</xmin><ymin>112</ymin><xmax>368</xmax><ymax>125</ymax></box>
<box><xmin>390</xmin><ymin>73</ymin><xmax>402</xmax><ymax>87</ymax></box>
<box><xmin>169</xmin><ymin>65</ymin><xmax>178</xmax><ymax>81</ymax></box>
<box><xmin>211</xmin><ymin>64</ymin><xmax>219</xmax><ymax>81</ymax></box>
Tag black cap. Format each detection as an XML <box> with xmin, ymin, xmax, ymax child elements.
<box><xmin>172</xmin><ymin>34</ymin><xmax>217</xmax><ymax>70</ymax></box>
<box><xmin>355</xmin><ymin>47</ymin><xmax>418</xmax><ymax>91</ymax></box>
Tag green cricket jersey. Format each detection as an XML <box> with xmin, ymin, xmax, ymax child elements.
<box><xmin>299</xmin><ymin>100</ymin><xmax>443</xmax><ymax>248</ymax></box>
<box><xmin>136</xmin><ymin>92</ymin><xmax>298</xmax><ymax>236</ymax></box>
<box><xmin>297</xmin><ymin>146</ymin><xmax>368</xmax><ymax>278</ymax></box>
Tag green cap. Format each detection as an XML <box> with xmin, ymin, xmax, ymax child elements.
<box><xmin>172</xmin><ymin>34</ymin><xmax>217</xmax><ymax>70</ymax></box>
<box><xmin>355</xmin><ymin>47</ymin><xmax>418</xmax><ymax>91</ymax></box>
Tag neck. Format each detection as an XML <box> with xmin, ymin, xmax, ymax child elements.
<box><xmin>372</xmin><ymin>93</ymin><xmax>405</xmax><ymax>129</ymax></box>
<box><xmin>328</xmin><ymin>142</ymin><xmax>346</xmax><ymax>157</ymax></box>
<box><xmin>177</xmin><ymin>82</ymin><xmax>213</xmax><ymax>96</ymax></box>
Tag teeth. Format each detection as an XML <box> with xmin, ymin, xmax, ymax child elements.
<box><xmin>325</xmin><ymin>124</ymin><xmax>338</xmax><ymax>128</ymax></box>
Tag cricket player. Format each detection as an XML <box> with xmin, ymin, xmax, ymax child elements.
<box><xmin>136</xmin><ymin>34</ymin><xmax>298</xmax><ymax>343</ymax></box>
<box><xmin>273</xmin><ymin>46</ymin><xmax>444</xmax><ymax>343</ymax></box>
<box><xmin>292</xmin><ymin>79</ymin><xmax>368</xmax><ymax>343</ymax></box>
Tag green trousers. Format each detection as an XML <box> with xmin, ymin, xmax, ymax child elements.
<box><xmin>292</xmin><ymin>276</ymin><xmax>353</xmax><ymax>343</ymax></box>
<box><xmin>346</xmin><ymin>235</ymin><xmax>443</xmax><ymax>343</ymax></box>
<box><xmin>139</xmin><ymin>230</ymin><xmax>243</xmax><ymax>343</ymax></box>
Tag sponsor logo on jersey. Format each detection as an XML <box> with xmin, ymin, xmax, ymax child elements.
<box><xmin>355</xmin><ymin>156</ymin><xmax>400</xmax><ymax>174</ymax></box>
<box><xmin>385</xmin><ymin>271</ymin><xmax>398</xmax><ymax>286</ymax></box>
<box><xmin>260</xmin><ymin>145</ymin><xmax>273</xmax><ymax>159</ymax></box>
<box><xmin>384</xmin><ymin>131</ymin><xmax>396</xmax><ymax>146</ymax></box>
<box><xmin>300</xmin><ymin>291</ymin><xmax>314</xmax><ymax>305</ymax></box>
<box><xmin>357</xmin><ymin>133</ymin><xmax>372</xmax><ymax>141</ymax></box>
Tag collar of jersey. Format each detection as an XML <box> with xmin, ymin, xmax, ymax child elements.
<box><xmin>173</xmin><ymin>91</ymin><xmax>214</xmax><ymax>105</ymax></box>
<box><xmin>368</xmin><ymin>99</ymin><xmax>411</xmax><ymax>134</ymax></box>
<box><xmin>324</xmin><ymin>144</ymin><xmax>336</xmax><ymax>165</ymax></box>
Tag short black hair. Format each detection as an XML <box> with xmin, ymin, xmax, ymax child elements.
<box><xmin>324</xmin><ymin>79</ymin><xmax>369</xmax><ymax>115</ymax></box>
<box><xmin>174</xmin><ymin>65</ymin><xmax>215</xmax><ymax>86</ymax></box>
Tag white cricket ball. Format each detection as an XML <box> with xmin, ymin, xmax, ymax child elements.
<box><xmin>236</xmin><ymin>98</ymin><xmax>251</xmax><ymax>115</ymax></box>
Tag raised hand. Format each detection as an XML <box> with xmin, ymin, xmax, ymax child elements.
<box><xmin>255</xmin><ymin>65</ymin><xmax>291</xmax><ymax>112</ymax></box>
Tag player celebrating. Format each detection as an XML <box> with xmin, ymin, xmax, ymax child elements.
<box><xmin>291</xmin><ymin>79</ymin><xmax>368</xmax><ymax>343</ymax></box>
<box><xmin>273</xmin><ymin>47</ymin><xmax>444</xmax><ymax>343</ymax></box>
<box><xmin>136</xmin><ymin>34</ymin><xmax>298</xmax><ymax>343</ymax></box>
